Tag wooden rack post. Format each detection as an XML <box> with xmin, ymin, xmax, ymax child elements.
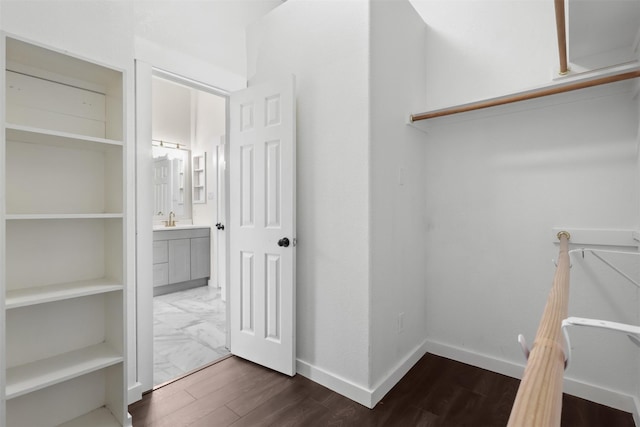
<box><xmin>507</xmin><ymin>231</ymin><xmax>571</xmax><ymax>427</ymax></box>
<box><xmin>554</xmin><ymin>0</ymin><xmax>568</xmax><ymax>75</ymax></box>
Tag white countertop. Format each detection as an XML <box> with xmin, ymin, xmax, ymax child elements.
<box><xmin>153</xmin><ymin>224</ymin><xmax>211</xmax><ymax>231</ymax></box>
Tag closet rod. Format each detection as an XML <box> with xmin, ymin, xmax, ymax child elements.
<box><xmin>410</xmin><ymin>69</ymin><xmax>640</xmax><ymax>122</ymax></box>
<box><xmin>507</xmin><ymin>231</ymin><xmax>571</xmax><ymax>427</ymax></box>
<box><xmin>554</xmin><ymin>0</ymin><xmax>568</xmax><ymax>75</ymax></box>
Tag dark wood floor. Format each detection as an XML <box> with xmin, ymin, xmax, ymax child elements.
<box><xmin>129</xmin><ymin>353</ymin><xmax>635</xmax><ymax>427</ymax></box>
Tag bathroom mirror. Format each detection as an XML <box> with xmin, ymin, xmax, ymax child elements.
<box><xmin>152</xmin><ymin>144</ymin><xmax>192</xmax><ymax>222</ymax></box>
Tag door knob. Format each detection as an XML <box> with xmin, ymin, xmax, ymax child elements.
<box><xmin>277</xmin><ymin>237</ymin><xmax>290</xmax><ymax>247</ymax></box>
<box><xmin>215</xmin><ymin>223</ymin><xmax>225</xmax><ymax>230</ymax></box>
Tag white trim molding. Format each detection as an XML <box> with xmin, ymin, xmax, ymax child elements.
<box><xmin>296</xmin><ymin>359</ymin><xmax>373</xmax><ymax>408</ymax></box>
<box><xmin>632</xmin><ymin>395</ymin><xmax>640</xmax><ymax>426</ymax></box>
<box><xmin>128</xmin><ymin>382</ymin><xmax>143</xmax><ymax>405</ymax></box>
<box><xmin>369</xmin><ymin>341</ymin><xmax>429</xmax><ymax>406</ymax></box>
<box><xmin>298</xmin><ymin>338</ymin><xmax>638</xmax><ymax>420</ymax></box>
<box><xmin>296</xmin><ymin>341</ymin><xmax>429</xmax><ymax>409</ymax></box>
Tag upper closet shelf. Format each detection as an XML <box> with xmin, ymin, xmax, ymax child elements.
<box><xmin>6</xmin><ymin>37</ymin><xmax>123</xmax><ymax>94</ymax></box>
<box><xmin>409</xmin><ymin>63</ymin><xmax>640</xmax><ymax>129</ymax></box>
<box><xmin>6</xmin><ymin>36</ymin><xmax>124</xmax><ymax>142</ymax></box>
<box><xmin>5</xmin><ymin>124</ymin><xmax>123</xmax><ymax>149</ymax></box>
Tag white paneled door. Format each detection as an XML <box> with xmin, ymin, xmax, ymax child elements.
<box><xmin>230</xmin><ymin>77</ymin><xmax>296</xmax><ymax>376</ymax></box>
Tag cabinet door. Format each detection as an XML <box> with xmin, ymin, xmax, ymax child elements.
<box><xmin>191</xmin><ymin>237</ymin><xmax>210</xmax><ymax>280</ymax></box>
<box><xmin>153</xmin><ymin>241</ymin><xmax>168</xmax><ymax>264</ymax></box>
<box><xmin>168</xmin><ymin>239</ymin><xmax>191</xmax><ymax>283</ymax></box>
<box><xmin>153</xmin><ymin>263</ymin><xmax>169</xmax><ymax>287</ymax></box>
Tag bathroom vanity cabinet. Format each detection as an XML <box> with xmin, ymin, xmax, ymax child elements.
<box><xmin>1</xmin><ymin>35</ymin><xmax>129</xmax><ymax>426</ymax></box>
<box><xmin>153</xmin><ymin>227</ymin><xmax>210</xmax><ymax>295</ymax></box>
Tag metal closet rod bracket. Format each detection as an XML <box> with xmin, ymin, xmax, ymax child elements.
<box><xmin>567</xmin><ymin>248</ymin><xmax>640</xmax><ymax>289</ymax></box>
<box><xmin>561</xmin><ymin>317</ymin><xmax>640</xmax><ymax>370</ymax></box>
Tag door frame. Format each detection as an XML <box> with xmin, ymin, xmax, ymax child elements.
<box><xmin>133</xmin><ymin>62</ymin><xmax>231</xmax><ymax>397</ymax></box>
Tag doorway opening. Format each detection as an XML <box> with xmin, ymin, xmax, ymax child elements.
<box><xmin>150</xmin><ymin>72</ymin><xmax>228</xmax><ymax>387</ymax></box>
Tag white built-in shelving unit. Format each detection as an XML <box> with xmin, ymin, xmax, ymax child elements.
<box><xmin>1</xmin><ymin>34</ymin><xmax>128</xmax><ymax>426</ymax></box>
<box><xmin>192</xmin><ymin>153</ymin><xmax>206</xmax><ymax>204</ymax></box>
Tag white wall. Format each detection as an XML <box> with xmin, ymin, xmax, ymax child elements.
<box><xmin>191</xmin><ymin>90</ymin><xmax>225</xmax><ymax>232</ymax></box>
<box><xmin>134</xmin><ymin>0</ymin><xmax>280</xmax><ymax>80</ymax></box>
<box><xmin>1</xmin><ymin>0</ymin><xmax>134</xmax><ymax>70</ymax></box>
<box><xmin>419</xmin><ymin>85</ymin><xmax>640</xmax><ymax>409</ymax></box>
<box><xmin>152</xmin><ymin>77</ymin><xmax>192</xmax><ymax>146</ymax></box>
<box><xmin>133</xmin><ymin>0</ymin><xmax>281</xmax><ymax>93</ymax></box>
<box><xmin>247</xmin><ymin>0</ymin><xmax>372</xmax><ymax>392</ymax></box>
<box><xmin>193</xmin><ymin>90</ymin><xmax>226</xmax><ymax>142</ymax></box>
<box><xmin>409</xmin><ymin>0</ymin><xmax>557</xmax><ymax>110</ymax></box>
<box><xmin>368</xmin><ymin>0</ymin><xmax>429</xmax><ymax>396</ymax></box>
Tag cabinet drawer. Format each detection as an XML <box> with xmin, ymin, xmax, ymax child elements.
<box><xmin>153</xmin><ymin>241</ymin><xmax>168</xmax><ymax>264</ymax></box>
<box><xmin>153</xmin><ymin>263</ymin><xmax>169</xmax><ymax>287</ymax></box>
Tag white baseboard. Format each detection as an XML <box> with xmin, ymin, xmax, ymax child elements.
<box><xmin>296</xmin><ymin>340</ymin><xmax>429</xmax><ymax>409</ymax></box>
<box><xmin>296</xmin><ymin>359</ymin><xmax>374</xmax><ymax>408</ymax></box>
<box><xmin>632</xmin><ymin>395</ymin><xmax>640</xmax><ymax>426</ymax></box>
<box><xmin>297</xmin><ymin>339</ymin><xmax>639</xmax><ymax>422</ymax></box>
<box><xmin>424</xmin><ymin>338</ymin><xmax>639</xmax><ymax>417</ymax></box>
<box><xmin>425</xmin><ymin>338</ymin><xmax>526</xmax><ymax>379</ymax></box>
<box><xmin>369</xmin><ymin>341</ymin><xmax>429</xmax><ymax>406</ymax></box>
<box><xmin>128</xmin><ymin>382</ymin><xmax>144</xmax><ymax>405</ymax></box>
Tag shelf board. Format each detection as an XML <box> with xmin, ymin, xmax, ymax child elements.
<box><xmin>409</xmin><ymin>62</ymin><xmax>640</xmax><ymax>129</ymax></box>
<box><xmin>7</xmin><ymin>37</ymin><xmax>123</xmax><ymax>95</ymax></box>
<box><xmin>58</xmin><ymin>407</ymin><xmax>124</xmax><ymax>427</ymax></box>
<box><xmin>5</xmin><ymin>213</ymin><xmax>123</xmax><ymax>220</ymax></box>
<box><xmin>6</xmin><ymin>342</ymin><xmax>123</xmax><ymax>399</ymax></box>
<box><xmin>5</xmin><ymin>123</ymin><xmax>123</xmax><ymax>149</ymax></box>
<box><xmin>6</xmin><ymin>278</ymin><xmax>123</xmax><ymax>309</ymax></box>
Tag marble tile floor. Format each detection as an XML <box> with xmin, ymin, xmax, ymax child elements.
<box><xmin>153</xmin><ymin>285</ymin><xmax>230</xmax><ymax>386</ymax></box>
